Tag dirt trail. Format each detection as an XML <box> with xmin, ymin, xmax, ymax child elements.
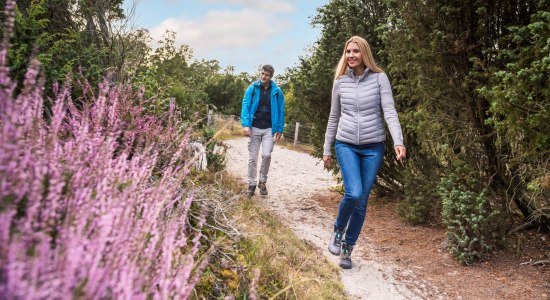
<box><xmin>224</xmin><ymin>137</ymin><xmax>437</xmax><ymax>299</ymax></box>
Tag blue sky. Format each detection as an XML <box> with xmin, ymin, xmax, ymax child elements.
<box><xmin>123</xmin><ymin>0</ymin><xmax>329</xmax><ymax>75</ymax></box>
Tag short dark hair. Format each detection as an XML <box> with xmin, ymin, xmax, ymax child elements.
<box><xmin>262</xmin><ymin>64</ymin><xmax>275</xmax><ymax>76</ymax></box>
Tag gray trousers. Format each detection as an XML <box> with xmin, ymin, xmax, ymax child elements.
<box><xmin>248</xmin><ymin>127</ymin><xmax>274</xmax><ymax>186</ymax></box>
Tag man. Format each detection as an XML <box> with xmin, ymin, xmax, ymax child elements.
<box><xmin>240</xmin><ymin>64</ymin><xmax>285</xmax><ymax>197</ymax></box>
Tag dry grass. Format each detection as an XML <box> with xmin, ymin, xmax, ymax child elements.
<box><xmin>231</xmin><ymin>196</ymin><xmax>346</xmax><ymax>299</ymax></box>
<box><xmin>276</xmin><ymin>138</ymin><xmax>315</xmax><ymax>155</ymax></box>
<box><xmin>212</xmin><ymin>116</ymin><xmax>242</xmax><ymax>140</ymax></box>
<box><xmin>189</xmin><ymin>169</ymin><xmax>346</xmax><ymax>299</ymax></box>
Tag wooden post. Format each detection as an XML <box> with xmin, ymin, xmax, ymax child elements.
<box><xmin>207</xmin><ymin>109</ymin><xmax>212</xmax><ymax>128</ymax></box>
<box><xmin>294</xmin><ymin>122</ymin><xmax>300</xmax><ymax>147</ymax></box>
<box><xmin>169</xmin><ymin>97</ymin><xmax>175</xmax><ymax>128</ymax></box>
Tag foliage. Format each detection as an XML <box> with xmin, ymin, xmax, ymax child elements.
<box><xmin>1</xmin><ymin>0</ymin><xmax>253</xmax><ymax>131</ymax></box>
<box><xmin>437</xmin><ymin>162</ymin><xmax>505</xmax><ymax>265</ymax></box>
<box><xmin>202</xmin><ymin>127</ymin><xmax>228</xmax><ymax>172</ymax></box>
<box><xmin>288</xmin><ymin>0</ymin><xmax>549</xmax><ymax>264</ymax></box>
<box><xmin>484</xmin><ymin>10</ymin><xmax>550</xmax><ymax>150</ymax></box>
<box><xmin>480</xmin><ymin>9</ymin><xmax>550</xmax><ymax>228</ymax></box>
<box><xmin>0</xmin><ymin>0</ymin><xmax>126</xmax><ymax>101</ymax></box>
<box><xmin>0</xmin><ymin>6</ymin><xmax>213</xmax><ymax>296</ymax></box>
<box><xmin>382</xmin><ymin>0</ymin><xmax>549</xmax><ymax>230</ymax></box>
<box><xmin>397</xmin><ymin>166</ymin><xmax>439</xmax><ymax>225</ymax></box>
<box><xmin>129</xmin><ymin>30</ymin><xmax>252</xmax><ymax>122</ymax></box>
<box><xmin>203</xmin><ymin>68</ymin><xmax>251</xmax><ymax>116</ymax></box>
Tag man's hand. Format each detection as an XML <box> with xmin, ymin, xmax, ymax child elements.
<box><xmin>243</xmin><ymin>127</ymin><xmax>251</xmax><ymax>137</ymax></box>
<box><xmin>323</xmin><ymin>155</ymin><xmax>332</xmax><ymax>169</ymax></box>
<box><xmin>394</xmin><ymin>145</ymin><xmax>406</xmax><ymax>161</ymax></box>
<box><xmin>274</xmin><ymin>132</ymin><xmax>282</xmax><ymax>142</ymax></box>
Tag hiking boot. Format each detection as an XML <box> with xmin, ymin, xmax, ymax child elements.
<box><xmin>258</xmin><ymin>181</ymin><xmax>268</xmax><ymax>196</ymax></box>
<box><xmin>247</xmin><ymin>185</ymin><xmax>256</xmax><ymax>197</ymax></box>
<box><xmin>339</xmin><ymin>242</ymin><xmax>354</xmax><ymax>269</ymax></box>
<box><xmin>328</xmin><ymin>229</ymin><xmax>345</xmax><ymax>256</ymax></box>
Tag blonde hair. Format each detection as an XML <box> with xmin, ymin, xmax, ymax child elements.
<box><xmin>334</xmin><ymin>36</ymin><xmax>383</xmax><ymax>80</ymax></box>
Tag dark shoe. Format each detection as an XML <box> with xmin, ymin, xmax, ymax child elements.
<box><xmin>339</xmin><ymin>242</ymin><xmax>353</xmax><ymax>269</ymax></box>
<box><xmin>258</xmin><ymin>181</ymin><xmax>268</xmax><ymax>196</ymax></box>
<box><xmin>247</xmin><ymin>185</ymin><xmax>256</xmax><ymax>197</ymax></box>
<box><xmin>328</xmin><ymin>229</ymin><xmax>345</xmax><ymax>256</ymax></box>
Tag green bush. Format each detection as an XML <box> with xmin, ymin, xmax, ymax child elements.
<box><xmin>437</xmin><ymin>161</ymin><xmax>505</xmax><ymax>265</ymax></box>
<box><xmin>202</xmin><ymin>127</ymin><xmax>228</xmax><ymax>172</ymax></box>
<box><xmin>397</xmin><ymin>168</ymin><xmax>439</xmax><ymax>225</ymax></box>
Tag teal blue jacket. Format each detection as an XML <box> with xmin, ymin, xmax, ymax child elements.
<box><xmin>240</xmin><ymin>80</ymin><xmax>285</xmax><ymax>134</ymax></box>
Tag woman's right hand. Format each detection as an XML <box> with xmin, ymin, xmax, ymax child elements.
<box><xmin>323</xmin><ymin>155</ymin><xmax>332</xmax><ymax>169</ymax></box>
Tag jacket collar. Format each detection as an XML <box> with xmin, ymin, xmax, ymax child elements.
<box><xmin>253</xmin><ymin>79</ymin><xmax>278</xmax><ymax>91</ymax></box>
<box><xmin>346</xmin><ymin>67</ymin><xmax>370</xmax><ymax>80</ymax></box>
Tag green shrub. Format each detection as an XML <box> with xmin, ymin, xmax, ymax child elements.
<box><xmin>202</xmin><ymin>127</ymin><xmax>228</xmax><ymax>172</ymax></box>
<box><xmin>397</xmin><ymin>168</ymin><xmax>439</xmax><ymax>225</ymax></box>
<box><xmin>437</xmin><ymin>161</ymin><xmax>505</xmax><ymax>265</ymax></box>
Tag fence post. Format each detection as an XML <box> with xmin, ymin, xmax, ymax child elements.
<box><xmin>207</xmin><ymin>109</ymin><xmax>212</xmax><ymax>128</ymax></box>
<box><xmin>169</xmin><ymin>97</ymin><xmax>175</xmax><ymax>127</ymax></box>
<box><xmin>294</xmin><ymin>122</ymin><xmax>300</xmax><ymax>147</ymax></box>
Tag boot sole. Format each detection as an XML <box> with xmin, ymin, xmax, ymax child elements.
<box><xmin>328</xmin><ymin>246</ymin><xmax>341</xmax><ymax>256</ymax></box>
<box><xmin>339</xmin><ymin>263</ymin><xmax>352</xmax><ymax>269</ymax></box>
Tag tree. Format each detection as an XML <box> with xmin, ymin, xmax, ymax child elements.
<box><xmin>204</xmin><ymin>70</ymin><xmax>250</xmax><ymax>116</ymax></box>
<box><xmin>0</xmin><ymin>0</ymin><xmax>127</xmax><ymax>101</ymax></box>
<box><xmin>383</xmin><ymin>0</ymin><xmax>549</xmax><ymax>230</ymax></box>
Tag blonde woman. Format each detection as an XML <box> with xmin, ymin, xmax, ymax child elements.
<box><xmin>323</xmin><ymin>36</ymin><xmax>406</xmax><ymax>269</ymax></box>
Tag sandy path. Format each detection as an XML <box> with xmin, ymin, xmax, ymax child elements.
<box><xmin>224</xmin><ymin>137</ymin><xmax>422</xmax><ymax>300</ymax></box>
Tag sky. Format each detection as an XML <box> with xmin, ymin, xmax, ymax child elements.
<box><xmin>123</xmin><ymin>0</ymin><xmax>329</xmax><ymax>75</ymax></box>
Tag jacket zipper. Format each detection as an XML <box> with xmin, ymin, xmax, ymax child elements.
<box><xmin>356</xmin><ymin>77</ymin><xmax>360</xmax><ymax>143</ymax></box>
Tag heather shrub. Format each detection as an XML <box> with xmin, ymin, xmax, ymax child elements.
<box><xmin>0</xmin><ymin>2</ymin><xmax>212</xmax><ymax>297</ymax></box>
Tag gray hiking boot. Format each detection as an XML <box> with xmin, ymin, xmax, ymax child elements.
<box><xmin>328</xmin><ymin>229</ymin><xmax>345</xmax><ymax>256</ymax></box>
<box><xmin>258</xmin><ymin>181</ymin><xmax>268</xmax><ymax>196</ymax></box>
<box><xmin>339</xmin><ymin>242</ymin><xmax>354</xmax><ymax>269</ymax></box>
<box><xmin>247</xmin><ymin>185</ymin><xmax>256</xmax><ymax>197</ymax></box>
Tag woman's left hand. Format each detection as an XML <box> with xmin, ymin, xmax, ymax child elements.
<box><xmin>394</xmin><ymin>145</ymin><xmax>406</xmax><ymax>161</ymax></box>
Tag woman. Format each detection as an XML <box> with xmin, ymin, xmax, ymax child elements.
<box><xmin>323</xmin><ymin>36</ymin><xmax>406</xmax><ymax>269</ymax></box>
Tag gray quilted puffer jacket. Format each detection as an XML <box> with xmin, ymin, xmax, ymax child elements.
<box><xmin>323</xmin><ymin>68</ymin><xmax>404</xmax><ymax>156</ymax></box>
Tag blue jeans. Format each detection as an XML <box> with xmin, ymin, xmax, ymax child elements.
<box><xmin>334</xmin><ymin>140</ymin><xmax>384</xmax><ymax>246</ymax></box>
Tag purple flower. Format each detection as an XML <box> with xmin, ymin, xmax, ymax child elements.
<box><xmin>0</xmin><ymin>3</ymin><xmax>213</xmax><ymax>298</ymax></box>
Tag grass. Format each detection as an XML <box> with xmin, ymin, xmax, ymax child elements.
<box><xmin>189</xmin><ymin>170</ymin><xmax>346</xmax><ymax>299</ymax></box>
<box><xmin>211</xmin><ymin>116</ymin><xmax>241</xmax><ymax>140</ymax></box>
<box><xmin>233</xmin><ymin>197</ymin><xmax>345</xmax><ymax>299</ymax></box>
<box><xmin>276</xmin><ymin>139</ymin><xmax>315</xmax><ymax>155</ymax></box>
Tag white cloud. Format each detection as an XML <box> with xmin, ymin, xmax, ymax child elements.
<box><xmin>202</xmin><ymin>0</ymin><xmax>296</xmax><ymax>13</ymax></box>
<box><xmin>150</xmin><ymin>9</ymin><xmax>291</xmax><ymax>54</ymax></box>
